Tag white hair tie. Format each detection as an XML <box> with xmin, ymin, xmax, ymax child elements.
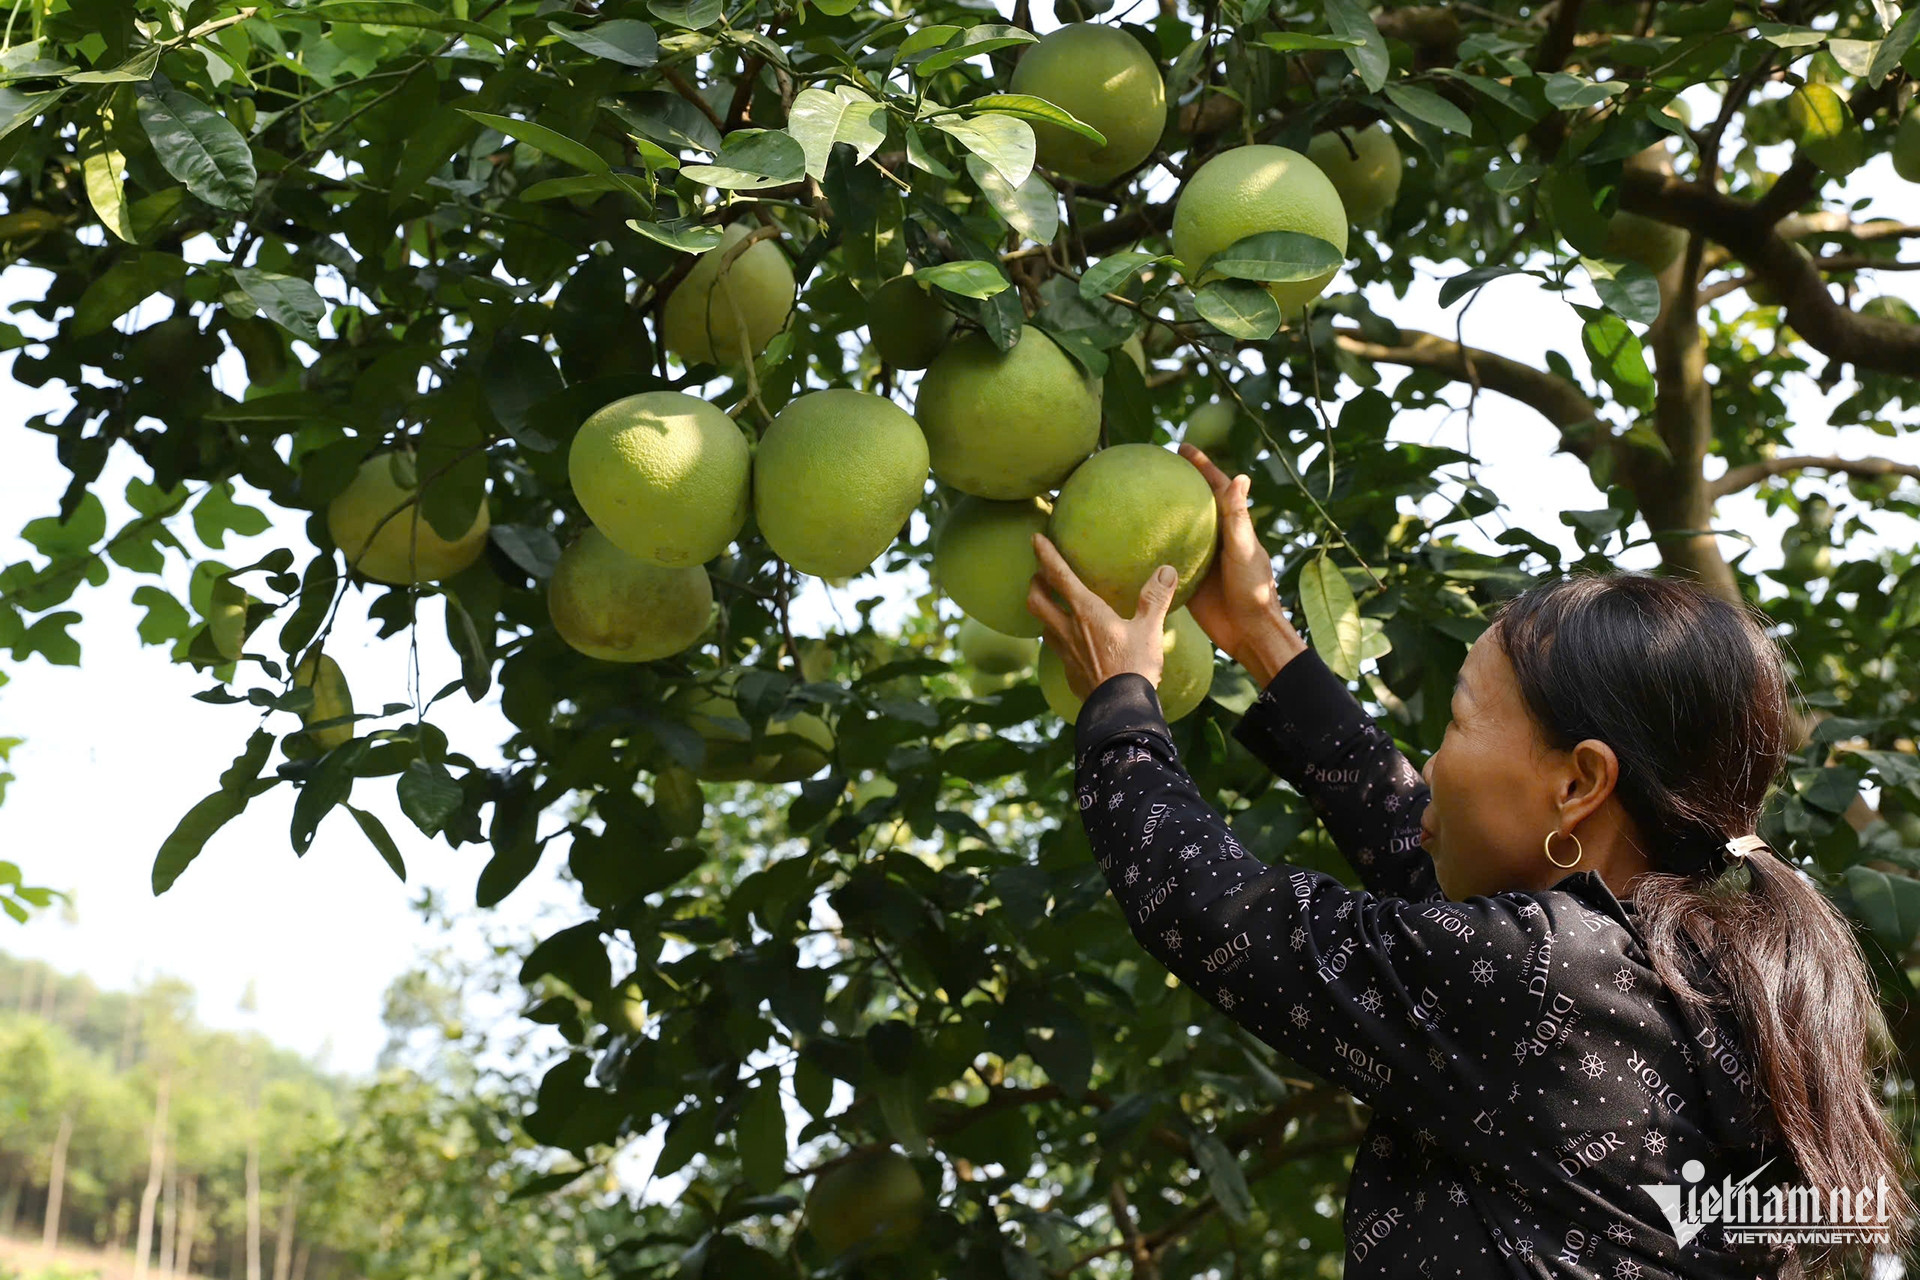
<box><xmin>1725</xmin><ymin>834</ymin><xmax>1769</xmax><ymax>860</ymax></box>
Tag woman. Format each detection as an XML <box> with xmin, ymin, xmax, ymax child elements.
<box><xmin>1025</xmin><ymin>443</ymin><xmax>1914</xmax><ymax>1278</ymax></box>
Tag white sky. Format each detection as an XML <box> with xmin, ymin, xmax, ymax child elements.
<box><xmin>0</xmin><ymin>81</ymin><xmax>1916</xmax><ymax>1206</ymax></box>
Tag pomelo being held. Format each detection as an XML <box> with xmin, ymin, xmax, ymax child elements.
<box><xmin>1305</xmin><ymin>124</ymin><xmax>1402</xmax><ymax>226</ymax></box>
<box><xmin>753</xmin><ymin>389</ymin><xmax>930</xmax><ymax>578</ymax></box>
<box><xmin>660</xmin><ymin>223</ymin><xmax>796</xmax><ymax>367</ymax></box>
<box><xmin>957</xmin><ymin>617</ymin><xmax>1038</xmax><ymax>675</ymax></box>
<box><xmin>1008</xmin><ymin>23</ymin><xmax>1166</xmax><ymax>186</ymax></box>
<box><xmin>569</xmin><ymin>391</ymin><xmax>749</xmax><ymax>567</ymax></box>
<box><xmin>1038</xmin><ymin>607</ymin><xmax>1214</xmax><ymax>724</ymax></box>
<box><xmin>328</xmin><ymin>452</ymin><xmax>490</xmax><ymax>584</ymax></box>
<box><xmin>293</xmin><ymin>652</ymin><xmax>354</xmax><ymax>750</ymax></box>
<box><xmin>915</xmin><ymin>326</ymin><xmax>1100</xmax><ymax>500</ymax></box>
<box><xmin>1173</xmin><ymin>145</ymin><xmax>1349</xmax><ymax>313</ymax></box>
<box><xmin>1048</xmin><ymin>444</ymin><xmax>1217</xmax><ymax>618</ymax></box>
<box><xmin>868</xmin><ymin>273</ymin><xmax>954</xmax><ymax>371</ymax></box>
<box><xmin>806</xmin><ymin>1150</ymin><xmax>925</xmax><ymax>1258</ymax></box>
<box><xmin>931</xmin><ymin>496</ymin><xmax>1051</xmax><ymax>637</ymax></box>
<box><xmin>548</xmin><ymin>526</ymin><xmax>713</xmax><ymax>662</ymax></box>
<box><xmin>1183</xmin><ymin>401</ymin><xmax>1238</xmax><ymax>454</ymax></box>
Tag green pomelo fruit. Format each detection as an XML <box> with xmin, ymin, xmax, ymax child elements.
<box><xmin>569</xmin><ymin>391</ymin><xmax>749</xmax><ymax>567</ymax></box>
<box><xmin>1183</xmin><ymin>401</ymin><xmax>1238</xmax><ymax>454</ymax></box>
<box><xmin>915</xmin><ymin>326</ymin><xmax>1101</xmax><ymax>500</ymax></box>
<box><xmin>753</xmin><ymin>389</ymin><xmax>929</xmax><ymax>578</ymax></box>
<box><xmin>967</xmin><ymin>668</ymin><xmax>1021</xmax><ymax>696</ymax></box>
<box><xmin>1788</xmin><ymin>83</ymin><xmax>1864</xmax><ymax>176</ymax></box>
<box><xmin>851</xmin><ymin>775</ymin><xmax>896</xmax><ymax>806</ymax></box>
<box><xmin>1122</xmin><ymin>332</ymin><xmax>1146</xmax><ymax>374</ymax></box>
<box><xmin>1894</xmin><ymin>107</ymin><xmax>1920</xmax><ymax>183</ymax></box>
<box><xmin>1602</xmin><ymin>211</ymin><xmax>1686</xmax><ymax>272</ymax></box>
<box><xmin>660</xmin><ymin>222</ymin><xmax>796</xmax><ymax>367</ymax></box>
<box><xmin>548</xmin><ymin>526</ymin><xmax>713</xmax><ymax>662</ymax></box>
<box><xmin>868</xmin><ymin>274</ymin><xmax>955</xmax><ymax>371</ymax></box>
<box><xmin>1008</xmin><ymin>23</ymin><xmax>1166</xmax><ymax>186</ymax></box>
<box><xmin>806</xmin><ymin>1151</ymin><xmax>925</xmax><ymax>1258</ymax></box>
<box><xmin>208</xmin><ymin>579</ymin><xmax>250</xmax><ymax>661</ymax></box>
<box><xmin>957</xmin><ymin>617</ymin><xmax>1038</xmax><ymax>675</ymax></box>
<box><xmin>328</xmin><ymin>451</ymin><xmax>490</xmax><ymax>584</ymax></box>
<box><xmin>1305</xmin><ymin>124</ymin><xmax>1403</xmax><ymax>226</ymax></box>
<box><xmin>293</xmin><ymin>651</ymin><xmax>355</xmax><ymax>751</ymax></box>
<box><xmin>1038</xmin><ymin>607</ymin><xmax>1215</xmax><ymax>724</ymax></box>
<box><xmin>1172</xmin><ymin>145</ymin><xmax>1349</xmax><ymax>313</ymax></box>
<box><xmin>653</xmin><ymin>766</ymin><xmax>705</xmax><ymax>838</ymax></box>
<box><xmin>1048</xmin><ymin>444</ymin><xmax>1218</xmax><ymax>618</ymax></box>
<box><xmin>676</xmin><ymin>687</ymin><xmax>833</xmax><ymax>782</ymax></box>
<box><xmin>931</xmin><ymin>495</ymin><xmax>1052</xmax><ymax>637</ymax></box>
<box><xmin>1861</xmin><ymin>295</ymin><xmax>1920</xmax><ymax>325</ymax></box>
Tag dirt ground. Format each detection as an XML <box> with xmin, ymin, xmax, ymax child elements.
<box><xmin>0</xmin><ymin>1230</ymin><xmax>202</xmax><ymax>1280</ymax></box>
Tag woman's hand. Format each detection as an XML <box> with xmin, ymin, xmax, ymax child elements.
<box><xmin>1026</xmin><ymin>533</ymin><xmax>1181</xmax><ymax>702</ymax></box>
<box><xmin>1177</xmin><ymin>443</ymin><xmax>1308</xmax><ymax>686</ymax></box>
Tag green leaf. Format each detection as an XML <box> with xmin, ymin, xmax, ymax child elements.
<box><xmin>1191</xmin><ymin>1131</ymin><xmax>1252</xmax><ymax>1225</ymax></box>
<box><xmin>461</xmin><ymin>110</ymin><xmax>610</xmax><ymax>177</ymax></box>
<box><xmin>737</xmin><ymin>1076</ymin><xmax>788</xmax><ymax>1193</ymax></box>
<box><xmin>1299</xmin><ymin>552</ymin><xmax>1363</xmax><ymax>680</ymax></box>
<box><xmin>153</xmin><ymin>729</ymin><xmax>275</xmax><ymax>893</ymax></box>
<box><xmin>346</xmin><ymin>804</ymin><xmax>407</xmax><ymax>881</ymax></box>
<box><xmin>1101</xmin><ymin>351</ymin><xmax>1154</xmax><ymax>446</ymax></box>
<box><xmin>787</xmin><ymin>86</ymin><xmax>887</xmax><ymax>182</ymax></box>
<box><xmin>1868</xmin><ymin>7</ymin><xmax>1920</xmax><ymax>84</ymax></box>
<box><xmin>1382</xmin><ymin>83</ymin><xmax>1473</xmax><ymax>135</ymax></box>
<box><xmin>965</xmin><ymin>156</ymin><xmax>1058</xmax><ymax>244</ymax></box>
<box><xmin>549</xmin><ymin>19</ymin><xmax>658</xmax><ymax>68</ymax></box>
<box><xmin>626</xmin><ymin>218</ymin><xmax>726</xmax><ymax>253</ymax></box>
<box><xmin>1580</xmin><ymin>312</ymin><xmax>1654</xmax><ymax>411</ymax></box>
<box><xmin>933</xmin><ymin>112</ymin><xmax>1035</xmax><ymax>189</ymax></box>
<box><xmin>67</xmin><ymin>44</ymin><xmax>163</xmax><ymax>84</ymax></box>
<box><xmin>1580</xmin><ymin>258</ymin><xmax>1661</xmax><ymax>326</ymax></box>
<box><xmin>1845</xmin><ymin>865</ymin><xmax>1920</xmax><ymax>952</ymax></box>
<box><xmin>398</xmin><ymin>759</ymin><xmax>463</xmax><ymax>835</ymax></box>
<box><xmin>966</xmin><ymin>93</ymin><xmax>1106</xmax><ymax>146</ymax></box>
<box><xmin>911</xmin><ymin>24</ymin><xmax>1036</xmax><ymax>76</ymax></box>
<box><xmin>1079</xmin><ymin>250</ymin><xmax>1170</xmax><ymax>301</ymax></box>
<box><xmin>228</xmin><ymin>268</ymin><xmax>324</xmax><ymax>344</ymax></box>
<box><xmin>191</xmin><ymin>481</ymin><xmax>271</xmax><ymax>550</ymax></box>
<box><xmin>605</xmin><ymin>92</ymin><xmax>722</xmax><ymax>154</ymax></box>
<box><xmin>22</xmin><ymin>491</ymin><xmax>106</xmax><ymax>555</ymax></box>
<box><xmin>648</xmin><ymin>0</ymin><xmax>723</xmax><ymax>27</ymax></box>
<box><xmin>915</xmin><ymin>259</ymin><xmax>1011</xmax><ymax>299</ymax></box>
<box><xmin>1437</xmin><ymin>265</ymin><xmax>1527</xmax><ymax>308</ymax></box>
<box><xmin>1542</xmin><ymin>72</ymin><xmax>1627</xmax><ymax>110</ymax></box>
<box><xmin>1194</xmin><ymin>280</ymin><xmax>1281</xmax><ymax>340</ymax></box>
<box><xmin>291</xmin><ymin>738</ymin><xmax>372</xmax><ymax>855</ymax></box>
<box><xmin>286</xmin><ymin>1</ymin><xmax>507</xmax><ymax>45</ymax></box>
<box><xmin>79</xmin><ymin>90</ymin><xmax>135</xmax><ymax>244</ymax></box>
<box><xmin>680</xmin><ymin>128</ymin><xmax>806</xmax><ymax>190</ymax></box>
<box><xmin>71</xmin><ymin>252</ymin><xmax>188</xmax><ymax>335</ymax></box>
<box><xmin>1543</xmin><ymin>166</ymin><xmax>1610</xmax><ymax>257</ymax></box>
<box><xmin>0</xmin><ymin>88</ymin><xmax>65</xmax><ymax>145</ymax></box>
<box><xmin>132</xmin><ymin>585</ymin><xmax>191</xmax><ymax>646</ymax></box>
<box><xmin>1258</xmin><ymin>32</ymin><xmax>1365</xmax><ymax>54</ymax></box>
<box><xmin>1323</xmin><ymin>0</ymin><xmax>1389</xmax><ymax>92</ymax></box>
<box><xmin>1200</xmin><ymin>230</ymin><xmax>1344</xmax><ymax>284</ymax></box>
<box><xmin>136</xmin><ymin>87</ymin><xmax>256</xmax><ymax>212</ymax></box>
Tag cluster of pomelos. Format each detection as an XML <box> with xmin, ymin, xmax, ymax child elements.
<box><xmin>304</xmin><ymin>21</ymin><xmax>1414</xmax><ymax>787</ymax></box>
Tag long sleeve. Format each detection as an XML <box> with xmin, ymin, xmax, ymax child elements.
<box><xmin>1229</xmin><ymin>648</ymin><xmax>1441</xmax><ymax>903</ymax></box>
<box><xmin>1072</xmin><ymin>674</ymin><xmax>1662</xmax><ymax>1170</ymax></box>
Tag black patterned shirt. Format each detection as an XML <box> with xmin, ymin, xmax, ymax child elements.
<box><xmin>1073</xmin><ymin>650</ymin><xmax>1795</xmax><ymax>1278</ymax></box>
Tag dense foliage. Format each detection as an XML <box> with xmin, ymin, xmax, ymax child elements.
<box><xmin>4</xmin><ymin>0</ymin><xmax>1920</xmax><ymax>1273</ymax></box>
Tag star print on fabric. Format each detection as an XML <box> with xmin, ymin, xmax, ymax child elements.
<box><xmin>1358</xmin><ymin>986</ymin><xmax>1384</xmax><ymax>1014</ymax></box>
<box><xmin>1218</xmin><ymin>989</ymin><xmax>1237</xmax><ymax>1010</ymax></box>
<box><xmin>1613</xmin><ymin>1259</ymin><xmax>1643</xmax><ymax>1280</ymax></box>
<box><xmin>1517</xmin><ymin>900</ymin><xmax>1543</xmax><ymax>918</ymax></box>
<box><xmin>1289</xmin><ymin>926</ymin><xmax>1307</xmax><ymax>950</ymax></box>
<box><xmin>1101</xmin><ymin>748</ymin><xmax>1120</xmax><ymax>767</ymax></box>
<box><xmin>1580</xmin><ymin>1052</ymin><xmax>1606</xmax><ymax>1079</ymax></box>
<box><xmin>1161</xmin><ymin>928</ymin><xmax>1182</xmax><ymax>952</ymax></box>
<box><xmin>1179</xmin><ymin>843</ymin><xmax>1202</xmax><ymax>861</ymax></box>
<box><xmin>1379</xmin><ymin>932</ymin><xmax>1395</xmax><ymax>952</ymax></box>
<box><xmin>1334</xmin><ymin>899</ymin><xmax>1354</xmax><ymax>920</ymax></box>
<box><xmin>1642</xmin><ymin>1131</ymin><xmax>1668</xmax><ymax>1156</ymax></box>
<box><xmin>1288</xmin><ymin>1003</ymin><xmax>1310</xmax><ymax>1027</ymax></box>
<box><xmin>1471</xmin><ymin>958</ymin><xmax>1496</xmax><ymax>985</ymax></box>
<box><xmin>1612</xmin><ymin>967</ymin><xmax>1636</xmax><ymax>993</ymax></box>
<box><xmin>1515</xmin><ymin>1238</ymin><xmax>1535</xmax><ymax>1257</ymax></box>
<box><xmin>1448</xmin><ymin>1183</ymin><xmax>1469</xmax><ymax>1206</ymax></box>
<box><xmin>1513</xmin><ymin>1038</ymin><xmax>1534</xmax><ymax>1065</ymax></box>
<box><xmin>1605</xmin><ymin>1223</ymin><xmax>1634</xmax><ymax>1246</ymax></box>
<box><xmin>1370</xmin><ymin>1135</ymin><xmax>1393</xmax><ymax>1158</ymax></box>
<box><xmin>1107</xmin><ymin>790</ymin><xmax>1125</xmax><ymax>810</ymax></box>
<box><xmin>1123</xmin><ymin>865</ymin><xmax>1140</xmax><ymax>885</ymax></box>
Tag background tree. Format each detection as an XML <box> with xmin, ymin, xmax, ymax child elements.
<box><xmin>4</xmin><ymin>0</ymin><xmax>1920</xmax><ymax>1275</ymax></box>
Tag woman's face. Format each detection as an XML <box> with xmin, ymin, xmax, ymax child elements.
<box><xmin>1419</xmin><ymin>631</ymin><xmax>1568</xmax><ymax>899</ymax></box>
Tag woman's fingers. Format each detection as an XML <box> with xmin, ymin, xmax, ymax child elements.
<box><xmin>1025</xmin><ymin>573</ymin><xmax>1075</xmax><ymax>639</ymax></box>
<box><xmin>1177</xmin><ymin>442</ymin><xmax>1232</xmax><ymax>494</ymax></box>
<box><xmin>1029</xmin><ymin>533</ymin><xmax>1107</xmax><ymax>619</ymax></box>
<box><xmin>1220</xmin><ymin>473</ymin><xmax>1262</xmax><ymax>559</ymax></box>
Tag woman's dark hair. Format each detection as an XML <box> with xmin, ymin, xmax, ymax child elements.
<box><xmin>1493</xmin><ymin>572</ymin><xmax>1915</xmax><ymax>1276</ymax></box>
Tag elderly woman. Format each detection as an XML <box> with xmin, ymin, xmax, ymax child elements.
<box><xmin>1025</xmin><ymin>444</ymin><xmax>1913</xmax><ymax>1278</ymax></box>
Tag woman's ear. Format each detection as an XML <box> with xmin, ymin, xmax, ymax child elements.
<box><xmin>1560</xmin><ymin>738</ymin><xmax>1621</xmax><ymax>828</ymax></box>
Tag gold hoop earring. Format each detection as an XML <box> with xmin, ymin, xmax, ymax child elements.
<box><xmin>1544</xmin><ymin>829</ymin><xmax>1583</xmax><ymax>869</ymax></box>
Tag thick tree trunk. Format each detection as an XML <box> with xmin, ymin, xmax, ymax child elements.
<box><xmin>245</xmin><ymin>1132</ymin><xmax>262</xmax><ymax>1280</ymax></box>
<box><xmin>133</xmin><ymin>1077</ymin><xmax>172</xmax><ymax>1280</ymax></box>
<box><xmin>1</xmin><ymin>1167</ymin><xmax>22</xmax><ymax>1235</ymax></box>
<box><xmin>177</xmin><ymin>1176</ymin><xmax>200</xmax><ymax>1277</ymax></box>
<box><xmin>270</xmin><ymin>1175</ymin><xmax>301</xmax><ymax>1280</ymax></box>
<box><xmin>41</xmin><ymin>1112</ymin><xmax>73</xmax><ymax>1252</ymax></box>
<box><xmin>159</xmin><ymin>1159</ymin><xmax>178</xmax><ymax>1276</ymax></box>
<box><xmin>289</xmin><ymin>1241</ymin><xmax>310</xmax><ymax>1280</ymax></box>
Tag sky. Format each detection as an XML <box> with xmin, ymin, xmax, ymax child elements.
<box><xmin>0</xmin><ymin>70</ymin><xmax>1917</xmax><ymax>1201</ymax></box>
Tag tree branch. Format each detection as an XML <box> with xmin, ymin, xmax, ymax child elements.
<box><xmin>1330</xmin><ymin>325</ymin><xmax>1602</xmax><ymax>454</ymax></box>
<box><xmin>1710</xmin><ymin>455</ymin><xmax>1920</xmax><ymax>500</ymax></box>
